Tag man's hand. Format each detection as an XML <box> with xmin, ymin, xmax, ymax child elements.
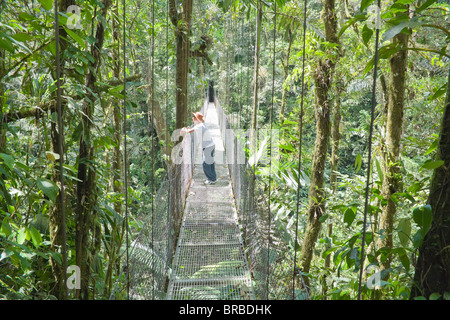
<box><xmin>181</xmin><ymin>127</ymin><xmax>193</xmax><ymax>135</ymax></box>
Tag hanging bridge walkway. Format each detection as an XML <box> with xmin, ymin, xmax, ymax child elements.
<box><xmin>166</xmin><ymin>102</ymin><xmax>254</xmax><ymax>299</ymax></box>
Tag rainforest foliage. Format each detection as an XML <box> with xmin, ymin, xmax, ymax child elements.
<box><xmin>0</xmin><ymin>0</ymin><xmax>449</xmax><ymax>300</ymax></box>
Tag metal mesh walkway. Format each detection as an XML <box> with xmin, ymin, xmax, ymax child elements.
<box><xmin>166</xmin><ymin>102</ymin><xmax>254</xmax><ymax>300</ymax></box>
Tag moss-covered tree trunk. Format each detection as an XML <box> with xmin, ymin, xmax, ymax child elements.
<box><xmin>377</xmin><ymin>30</ymin><xmax>409</xmax><ymax>272</ymax></box>
<box><xmin>0</xmin><ymin>47</ymin><xmax>5</xmax><ymax>152</ymax></box>
<box><xmin>103</xmin><ymin>0</ymin><xmax>122</xmax><ymax>297</ymax></box>
<box><xmin>410</xmin><ymin>69</ymin><xmax>450</xmax><ymax>299</ymax></box>
<box><xmin>169</xmin><ymin>0</ymin><xmax>193</xmax><ymax>130</ymax></box>
<box><xmin>75</xmin><ymin>0</ymin><xmax>111</xmax><ymax>299</ymax></box>
<box><xmin>322</xmin><ymin>78</ymin><xmax>342</xmax><ymax>298</ymax></box>
<box><xmin>168</xmin><ymin>0</ymin><xmax>194</xmax><ymax>260</ymax></box>
<box><xmin>298</xmin><ymin>0</ymin><xmax>339</xmax><ymax>286</ymax></box>
<box><xmin>48</xmin><ymin>0</ymin><xmax>76</xmax><ymax>300</ymax></box>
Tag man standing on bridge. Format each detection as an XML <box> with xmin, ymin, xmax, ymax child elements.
<box><xmin>181</xmin><ymin>112</ymin><xmax>217</xmax><ymax>185</ymax></box>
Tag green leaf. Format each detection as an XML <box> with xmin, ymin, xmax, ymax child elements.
<box><xmin>0</xmin><ymin>35</ymin><xmax>14</xmax><ymax>53</ymax></box>
<box><xmin>11</xmin><ymin>32</ymin><xmax>34</xmax><ymax>42</ymax></box>
<box><xmin>17</xmin><ymin>227</ymin><xmax>27</xmax><ymax>245</ymax></box>
<box><xmin>424</xmin><ymin>138</ymin><xmax>439</xmax><ymax>156</ymax></box>
<box><xmin>18</xmin><ymin>12</ymin><xmax>37</xmax><ymax>21</ymax></box>
<box><xmin>375</xmin><ymin>157</ymin><xmax>383</xmax><ymax>183</ymax></box>
<box><xmin>429</xmin><ymin>292</ymin><xmax>441</xmax><ymax>300</ymax></box>
<box><xmin>362</xmin><ymin>24</ymin><xmax>373</xmax><ymax>46</ymax></box>
<box><xmin>28</xmin><ymin>226</ymin><xmax>42</xmax><ymax>248</ymax></box>
<box><xmin>361</xmin><ymin>0</ymin><xmax>376</xmax><ymax>11</ymax></box>
<box><xmin>0</xmin><ymin>153</ymin><xmax>15</xmax><ymax>170</ymax></box>
<box><xmin>338</xmin><ymin>15</ymin><xmax>366</xmax><ymax>37</ymax></box>
<box><xmin>37</xmin><ymin>0</ymin><xmax>53</xmax><ymax>10</ymax></box>
<box><xmin>420</xmin><ymin>159</ymin><xmax>444</xmax><ymax>170</ymax></box>
<box><xmin>279</xmin><ymin>143</ymin><xmax>295</xmax><ymax>152</ymax></box>
<box><xmin>36</xmin><ymin>178</ymin><xmax>59</xmax><ymax>202</ymax></box>
<box><xmin>1</xmin><ymin>217</ymin><xmax>12</xmax><ymax>237</ymax></box>
<box><xmin>344</xmin><ymin>207</ymin><xmax>357</xmax><ymax>227</ymax></box>
<box><xmin>413</xmin><ymin>205</ymin><xmax>433</xmax><ymax>236</ymax></box>
<box><xmin>355</xmin><ymin>153</ymin><xmax>362</xmax><ymax>173</ymax></box>
<box><xmin>319</xmin><ymin>214</ymin><xmax>330</xmax><ymax>223</ymax></box>
<box><xmin>397</xmin><ymin>218</ymin><xmax>411</xmax><ymax>247</ymax></box>
<box><xmin>382</xmin><ymin>18</ymin><xmax>423</xmax><ymax>42</ymax></box>
<box><xmin>416</xmin><ymin>0</ymin><xmax>437</xmax><ymax>14</ymax></box>
<box><xmin>395</xmin><ymin>248</ymin><xmax>410</xmax><ymax>272</ymax></box>
<box><xmin>413</xmin><ymin>230</ymin><xmax>424</xmax><ymax>249</ymax></box>
<box><xmin>63</xmin><ymin>27</ymin><xmax>86</xmax><ymax>49</ymax></box>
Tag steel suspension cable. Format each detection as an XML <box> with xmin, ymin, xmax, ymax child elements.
<box><xmin>122</xmin><ymin>0</ymin><xmax>130</xmax><ymax>299</ymax></box>
<box><xmin>150</xmin><ymin>0</ymin><xmax>156</xmax><ymax>300</ymax></box>
<box><xmin>292</xmin><ymin>0</ymin><xmax>308</xmax><ymax>300</ymax></box>
<box><xmin>265</xmin><ymin>0</ymin><xmax>277</xmax><ymax>299</ymax></box>
<box><xmin>357</xmin><ymin>0</ymin><xmax>382</xmax><ymax>300</ymax></box>
<box><xmin>53</xmin><ymin>0</ymin><xmax>68</xmax><ymax>300</ymax></box>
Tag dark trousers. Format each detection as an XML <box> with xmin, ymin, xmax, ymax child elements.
<box><xmin>202</xmin><ymin>145</ymin><xmax>216</xmax><ymax>182</ymax></box>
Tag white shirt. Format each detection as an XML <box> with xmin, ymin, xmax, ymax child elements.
<box><xmin>192</xmin><ymin>123</ymin><xmax>215</xmax><ymax>149</ymax></box>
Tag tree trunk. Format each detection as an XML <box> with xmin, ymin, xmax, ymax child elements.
<box><xmin>322</xmin><ymin>78</ymin><xmax>342</xmax><ymax>299</ymax></box>
<box><xmin>170</xmin><ymin>0</ymin><xmax>193</xmax><ymax>130</ymax></box>
<box><xmin>103</xmin><ymin>0</ymin><xmax>122</xmax><ymax>298</ymax></box>
<box><xmin>168</xmin><ymin>0</ymin><xmax>194</xmax><ymax>258</ymax></box>
<box><xmin>298</xmin><ymin>0</ymin><xmax>338</xmax><ymax>287</ymax></box>
<box><xmin>0</xmin><ymin>47</ymin><xmax>5</xmax><ymax>152</ymax></box>
<box><xmin>410</xmin><ymin>69</ymin><xmax>450</xmax><ymax>299</ymax></box>
<box><xmin>75</xmin><ymin>0</ymin><xmax>111</xmax><ymax>299</ymax></box>
<box><xmin>48</xmin><ymin>0</ymin><xmax>75</xmax><ymax>300</ymax></box>
<box><xmin>377</xmin><ymin>30</ymin><xmax>409</xmax><ymax>272</ymax></box>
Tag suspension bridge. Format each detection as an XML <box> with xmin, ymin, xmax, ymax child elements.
<box><xmin>109</xmin><ymin>96</ymin><xmax>309</xmax><ymax>300</ymax></box>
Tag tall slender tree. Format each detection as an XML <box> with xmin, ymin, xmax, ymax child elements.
<box><xmin>48</xmin><ymin>0</ymin><xmax>76</xmax><ymax>300</ymax></box>
<box><xmin>75</xmin><ymin>0</ymin><xmax>112</xmax><ymax>299</ymax></box>
<box><xmin>298</xmin><ymin>0</ymin><xmax>339</xmax><ymax>286</ymax></box>
<box><xmin>377</xmin><ymin>14</ymin><xmax>410</xmax><ymax>273</ymax></box>
<box><xmin>169</xmin><ymin>0</ymin><xmax>193</xmax><ymax>130</ymax></box>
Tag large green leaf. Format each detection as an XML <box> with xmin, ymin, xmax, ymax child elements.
<box><xmin>36</xmin><ymin>178</ymin><xmax>59</xmax><ymax>202</ymax></box>
<box><xmin>382</xmin><ymin>18</ymin><xmax>423</xmax><ymax>42</ymax></box>
<box><xmin>63</xmin><ymin>27</ymin><xmax>86</xmax><ymax>49</ymax></box>
<box><xmin>0</xmin><ymin>34</ymin><xmax>14</xmax><ymax>53</ymax></box>
<box><xmin>354</xmin><ymin>153</ymin><xmax>362</xmax><ymax>173</ymax></box>
<box><xmin>37</xmin><ymin>0</ymin><xmax>53</xmax><ymax>11</ymax></box>
<box><xmin>416</xmin><ymin>0</ymin><xmax>437</xmax><ymax>14</ymax></box>
<box><xmin>420</xmin><ymin>159</ymin><xmax>444</xmax><ymax>170</ymax></box>
<box><xmin>28</xmin><ymin>226</ymin><xmax>42</xmax><ymax>248</ymax></box>
<box><xmin>344</xmin><ymin>207</ymin><xmax>357</xmax><ymax>227</ymax></box>
<box><xmin>1</xmin><ymin>217</ymin><xmax>12</xmax><ymax>237</ymax></box>
<box><xmin>361</xmin><ymin>0</ymin><xmax>376</xmax><ymax>11</ymax></box>
<box><xmin>0</xmin><ymin>153</ymin><xmax>15</xmax><ymax>170</ymax></box>
<box><xmin>362</xmin><ymin>24</ymin><xmax>373</xmax><ymax>46</ymax></box>
<box><xmin>11</xmin><ymin>32</ymin><xmax>34</xmax><ymax>42</ymax></box>
<box><xmin>413</xmin><ymin>205</ymin><xmax>433</xmax><ymax>236</ymax></box>
<box><xmin>17</xmin><ymin>227</ymin><xmax>27</xmax><ymax>245</ymax></box>
<box><xmin>397</xmin><ymin>218</ymin><xmax>411</xmax><ymax>247</ymax></box>
<box><xmin>395</xmin><ymin>248</ymin><xmax>410</xmax><ymax>272</ymax></box>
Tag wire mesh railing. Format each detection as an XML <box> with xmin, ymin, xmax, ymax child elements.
<box><xmin>110</xmin><ymin>104</ymin><xmax>200</xmax><ymax>299</ymax></box>
<box><xmin>215</xmin><ymin>97</ymin><xmax>309</xmax><ymax>300</ymax></box>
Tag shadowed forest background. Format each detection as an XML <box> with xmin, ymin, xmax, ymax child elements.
<box><xmin>0</xmin><ymin>0</ymin><xmax>449</xmax><ymax>300</ymax></box>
